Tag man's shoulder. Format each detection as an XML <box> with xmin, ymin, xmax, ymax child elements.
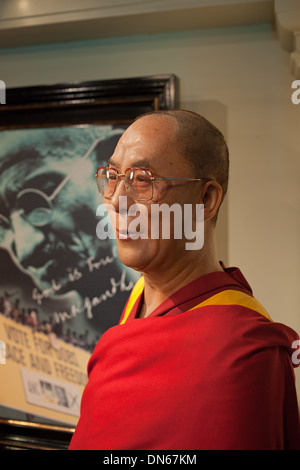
<box><xmin>188</xmin><ymin>288</ymin><xmax>272</xmax><ymax>321</ymax></box>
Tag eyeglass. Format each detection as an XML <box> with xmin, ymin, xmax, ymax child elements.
<box><xmin>0</xmin><ymin>131</ymin><xmax>122</xmax><ymax>242</ymax></box>
<box><xmin>95</xmin><ymin>166</ymin><xmax>210</xmax><ymax>202</ymax></box>
<box><xmin>0</xmin><ymin>188</ymin><xmax>53</xmax><ymax>234</ymax></box>
<box><xmin>1</xmin><ymin>188</ymin><xmax>55</xmax><ymax>243</ymax></box>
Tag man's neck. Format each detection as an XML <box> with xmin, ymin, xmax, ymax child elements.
<box><xmin>139</xmin><ymin>251</ymin><xmax>222</xmax><ymax>318</ymax></box>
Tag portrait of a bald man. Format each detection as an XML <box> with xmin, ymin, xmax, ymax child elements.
<box><xmin>69</xmin><ymin>110</ymin><xmax>300</xmax><ymax>450</ymax></box>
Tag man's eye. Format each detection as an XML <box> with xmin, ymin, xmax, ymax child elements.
<box><xmin>26</xmin><ymin>207</ymin><xmax>52</xmax><ymax>227</ymax></box>
<box><xmin>135</xmin><ymin>176</ymin><xmax>148</xmax><ymax>184</ymax></box>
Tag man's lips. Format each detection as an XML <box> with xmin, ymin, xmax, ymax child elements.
<box><xmin>116</xmin><ymin>228</ymin><xmax>145</xmax><ymax>240</ymax></box>
<box><xmin>116</xmin><ymin>229</ymin><xmax>134</xmax><ymax>240</ymax></box>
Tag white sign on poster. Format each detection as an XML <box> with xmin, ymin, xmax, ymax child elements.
<box><xmin>21</xmin><ymin>368</ymin><xmax>81</xmax><ymax>417</ymax></box>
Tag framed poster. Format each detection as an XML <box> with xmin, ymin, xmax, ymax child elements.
<box><xmin>0</xmin><ymin>75</ymin><xmax>178</xmax><ymax>438</ymax></box>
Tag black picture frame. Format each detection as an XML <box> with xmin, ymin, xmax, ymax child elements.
<box><xmin>0</xmin><ymin>74</ymin><xmax>179</xmax><ymax>128</ymax></box>
<box><xmin>0</xmin><ymin>74</ymin><xmax>178</xmax><ymax>449</ymax></box>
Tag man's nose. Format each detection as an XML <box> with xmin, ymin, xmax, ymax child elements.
<box><xmin>10</xmin><ymin>210</ymin><xmax>46</xmax><ymax>263</ymax></box>
<box><xmin>109</xmin><ymin>177</ymin><xmax>130</xmax><ymax>212</ymax></box>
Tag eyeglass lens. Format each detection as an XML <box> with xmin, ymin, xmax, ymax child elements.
<box><xmin>0</xmin><ymin>190</ymin><xmax>52</xmax><ymax>240</ymax></box>
<box><xmin>18</xmin><ymin>191</ymin><xmax>52</xmax><ymax>227</ymax></box>
<box><xmin>96</xmin><ymin>167</ymin><xmax>154</xmax><ymax>201</ymax></box>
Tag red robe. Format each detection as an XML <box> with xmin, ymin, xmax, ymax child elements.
<box><xmin>69</xmin><ymin>266</ymin><xmax>300</xmax><ymax>450</ymax></box>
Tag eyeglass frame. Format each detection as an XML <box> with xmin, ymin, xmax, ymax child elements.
<box><xmin>95</xmin><ymin>166</ymin><xmax>212</xmax><ymax>202</ymax></box>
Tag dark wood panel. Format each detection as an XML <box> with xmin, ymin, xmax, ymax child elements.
<box><xmin>0</xmin><ymin>418</ymin><xmax>73</xmax><ymax>450</ymax></box>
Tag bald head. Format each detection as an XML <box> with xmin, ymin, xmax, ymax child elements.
<box><xmin>135</xmin><ymin>110</ymin><xmax>229</xmax><ymax>205</ymax></box>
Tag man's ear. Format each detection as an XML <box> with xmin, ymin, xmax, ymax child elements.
<box><xmin>199</xmin><ymin>180</ymin><xmax>223</xmax><ymax>222</ymax></box>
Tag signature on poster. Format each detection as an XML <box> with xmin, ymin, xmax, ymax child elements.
<box><xmin>31</xmin><ymin>247</ymin><xmax>120</xmax><ymax>306</ymax></box>
<box><xmin>32</xmin><ymin>249</ymin><xmax>135</xmax><ymax>322</ymax></box>
<box><xmin>53</xmin><ymin>270</ymin><xmax>134</xmax><ymax>323</ymax></box>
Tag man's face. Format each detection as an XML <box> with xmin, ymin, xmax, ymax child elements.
<box><xmin>0</xmin><ymin>153</ymin><xmax>104</xmax><ymax>293</ymax></box>
<box><xmin>106</xmin><ymin>115</ymin><xmax>201</xmax><ymax>274</ymax></box>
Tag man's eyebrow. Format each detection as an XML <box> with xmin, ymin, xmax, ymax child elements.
<box><xmin>107</xmin><ymin>157</ymin><xmax>119</xmax><ymax>168</ymax></box>
<box><xmin>108</xmin><ymin>158</ymin><xmax>154</xmax><ymax>171</ymax></box>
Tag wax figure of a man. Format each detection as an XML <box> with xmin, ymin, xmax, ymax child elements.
<box><xmin>69</xmin><ymin>110</ymin><xmax>300</xmax><ymax>450</ymax></box>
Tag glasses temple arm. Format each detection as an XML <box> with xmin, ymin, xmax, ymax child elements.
<box><xmin>154</xmin><ymin>177</ymin><xmax>207</xmax><ymax>181</ymax></box>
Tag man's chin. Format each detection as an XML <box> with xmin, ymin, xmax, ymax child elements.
<box><xmin>116</xmin><ymin>240</ymin><xmax>154</xmax><ymax>273</ymax></box>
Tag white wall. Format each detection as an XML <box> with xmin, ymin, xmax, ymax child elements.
<box><xmin>1</xmin><ymin>23</ymin><xmax>299</xmax><ymax>397</ymax></box>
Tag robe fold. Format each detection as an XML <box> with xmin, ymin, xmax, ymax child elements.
<box><xmin>69</xmin><ymin>266</ymin><xmax>300</xmax><ymax>450</ymax></box>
